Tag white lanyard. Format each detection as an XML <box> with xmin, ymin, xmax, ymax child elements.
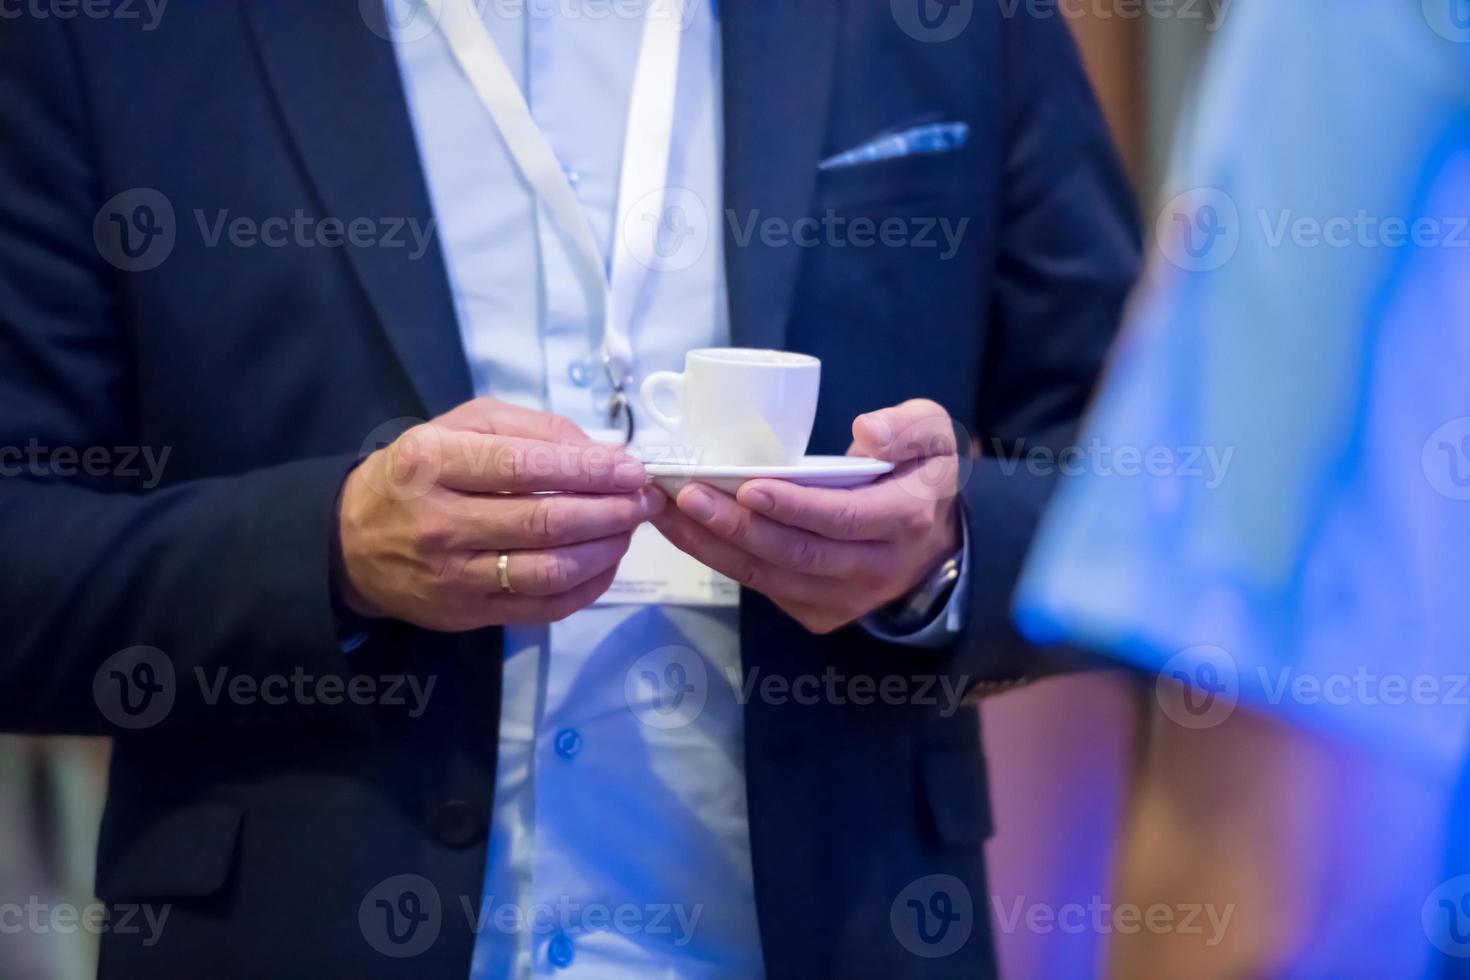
<box><xmin>436</xmin><ymin>0</ymin><xmax>684</xmax><ymax>437</ymax></box>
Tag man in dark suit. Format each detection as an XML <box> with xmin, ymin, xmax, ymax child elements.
<box><xmin>0</xmin><ymin>0</ymin><xmax>1136</xmax><ymax>976</ymax></box>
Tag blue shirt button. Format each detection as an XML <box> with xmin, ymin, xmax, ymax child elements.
<box><xmin>564</xmin><ymin>168</ymin><xmax>581</xmax><ymax>189</ymax></box>
<box><xmin>554</xmin><ymin>728</ymin><xmax>582</xmax><ymax>759</ymax></box>
<box><xmin>548</xmin><ymin>932</ymin><xmax>574</xmax><ymax>969</ymax></box>
<box><xmin>567</xmin><ymin>359</ymin><xmax>592</xmax><ymax>387</ymax></box>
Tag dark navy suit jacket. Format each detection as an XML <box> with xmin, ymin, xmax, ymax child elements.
<box><xmin>0</xmin><ymin>2</ymin><xmax>1138</xmax><ymax>976</ymax></box>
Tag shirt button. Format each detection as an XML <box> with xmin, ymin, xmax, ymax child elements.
<box><xmin>564</xmin><ymin>168</ymin><xmax>581</xmax><ymax>189</ymax></box>
<box><xmin>554</xmin><ymin>728</ymin><xmax>582</xmax><ymax>759</ymax></box>
<box><xmin>567</xmin><ymin>360</ymin><xmax>592</xmax><ymax>387</ymax></box>
<box><xmin>548</xmin><ymin>932</ymin><xmax>575</xmax><ymax>969</ymax></box>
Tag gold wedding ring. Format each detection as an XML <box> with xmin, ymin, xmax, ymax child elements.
<box><xmin>497</xmin><ymin>551</ymin><xmax>514</xmax><ymax>594</ymax></box>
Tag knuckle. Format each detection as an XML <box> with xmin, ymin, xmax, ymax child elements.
<box><xmin>736</xmin><ymin>560</ymin><xmax>762</xmax><ymax>591</ymax></box>
<box><xmin>803</xmin><ymin>613</ymin><xmax>842</xmax><ymax>635</ymax></box>
<box><xmin>395</xmin><ymin>424</ymin><xmax>440</xmax><ymax>470</ymax></box>
<box><xmin>723</xmin><ymin>507</ymin><xmax>753</xmax><ymax>541</ymax></box>
<box><xmin>553</xmin><ymin>417</ymin><xmax>586</xmax><ymax>443</ymax></box>
<box><xmin>786</xmin><ymin>536</ymin><xmax>822</xmax><ymax>573</ymax></box>
<box><xmin>410</xmin><ymin>508</ymin><xmax>451</xmax><ymax>554</ymax></box>
<box><xmin>493</xmin><ymin>442</ymin><xmax>527</xmax><ymax>483</ymax></box>
<box><xmin>911</xmin><ymin>398</ymin><xmax>946</xmax><ymax>418</ymax></box>
<box><xmin>530</xmin><ymin>555</ymin><xmax>569</xmax><ymax>594</ymax></box>
<box><xmin>428</xmin><ymin>550</ymin><xmax>468</xmax><ymax>590</ymax></box>
<box><xmin>849</xmin><ymin>563</ymin><xmax>882</xmax><ymax>591</ymax></box>
<box><xmin>527</xmin><ymin>497</ymin><xmax>560</xmax><ymax>543</ymax></box>
<box><xmin>904</xmin><ymin>506</ymin><xmax>936</xmax><ymax>537</ymax></box>
<box><xmin>835</xmin><ymin>501</ymin><xmax>865</xmax><ymax>539</ymax></box>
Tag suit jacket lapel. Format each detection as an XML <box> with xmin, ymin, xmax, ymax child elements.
<box><xmin>242</xmin><ymin>0</ymin><xmax>473</xmax><ymax>417</ymax></box>
<box><xmin>721</xmin><ymin>1</ymin><xmax>839</xmax><ymax>353</ymax></box>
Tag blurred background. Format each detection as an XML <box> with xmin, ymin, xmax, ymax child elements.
<box><xmin>2</xmin><ymin>6</ymin><xmax>1464</xmax><ymax>979</ymax></box>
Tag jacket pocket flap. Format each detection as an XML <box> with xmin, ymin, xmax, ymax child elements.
<box><xmin>919</xmin><ymin>749</ymin><xmax>994</xmax><ymax>848</ymax></box>
<box><xmin>95</xmin><ymin>800</ymin><xmax>243</xmax><ymax>901</ymax></box>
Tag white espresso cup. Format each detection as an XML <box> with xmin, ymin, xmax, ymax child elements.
<box><xmin>639</xmin><ymin>349</ymin><xmax>821</xmax><ymax>466</ymax></box>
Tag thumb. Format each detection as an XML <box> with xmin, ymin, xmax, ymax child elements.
<box><xmin>850</xmin><ymin>399</ymin><xmax>957</xmax><ymax>462</ymax></box>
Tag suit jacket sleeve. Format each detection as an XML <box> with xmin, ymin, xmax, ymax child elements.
<box><xmin>0</xmin><ymin>19</ymin><xmax>366</xmax><ymax>735</ymax></box>
<box><xmin>952</xmin><ymin>10</ymin><xmax>1141</xmax><ymax>688</ymax></box>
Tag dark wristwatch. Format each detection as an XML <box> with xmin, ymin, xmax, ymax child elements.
<box><xmin>876</xmin><ymin>550</ymin><xmax>963</xmax><ymax>634</ymax></box>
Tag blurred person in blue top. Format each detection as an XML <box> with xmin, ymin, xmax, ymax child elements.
<box><xmin>1016</xmin><ymin>0</ymin><xmax>1470</xmax><ymax>975</ymax></box>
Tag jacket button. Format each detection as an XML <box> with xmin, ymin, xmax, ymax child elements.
<box><xmin>430</xmin><ymin>799</ymin><xmax>484</xmax><ymax>849</ymax></box>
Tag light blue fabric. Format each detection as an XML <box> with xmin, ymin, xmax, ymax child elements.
<box><xmin>386</xmin><ymin>0</ymin><xmax>963</xmax><ymax>976</ymax></box>
<box><xmin>817</xmin><ymin>121</ymin><xmax>970</xmax><ymax>171</ymax></box>
<box><xmin>1016</xmin><ymin>1</ymin><xmax>1470</xmax><ymax>779</ymax></box>
<box><xmin>389</xmin><ymin>2</ymin><xmax>760</xmax><ymax>977</ymax></box>
<box><xmin>1016</xmin><ymin>10</ymin><xmax>1470</xmax><ymax>974</ymax></box>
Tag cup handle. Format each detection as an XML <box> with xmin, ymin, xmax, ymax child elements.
<box><xmin>639</xmin><ymin>371</ymin><xmax>685</xmax><ymax>435</ymax></box>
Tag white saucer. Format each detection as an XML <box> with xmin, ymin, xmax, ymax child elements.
<box><xmin>643</xmin><ymin>455</ymin><xmax>894</xmax><ymax>495</ymax></box>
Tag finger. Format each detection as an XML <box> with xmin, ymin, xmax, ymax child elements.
<box><xmin>440</xmin><ymin>486</ymin><xmax>664</xmax><ymax>549</ymax></box>
<box><xmin>462</xmin><ymin>533</ymin><xmax>633</xmax><ymax>597</ymax></box>
<box><xmin>850</xmin><ymin>399</ymin><xmax>957</xmax><ymax>463</ymax></box>
<box><xmin>733</xmin><ymin>475</ymin><xmax>921</xmax><ymax>542</ymax></box>
<box><xmin>490</xmin><ymin>566</ymin><xmax>621</xmax><ymax>625</ymax></box>
<box><xmin>649</xmin><ymin>507</ymin><xmax>844</xmax><ymax>608</ymax></box>
<box><xmin>674</xmin><ymin>484</ymin><xmax>884</xmax><ymax>578</ymax></box>
<box><xmin>436</xmin><ymin>397</ymin><xmax>593</xmax><ymax>444</ymax></box>
<box><xmin>426</xmin><ymin>431</ymin><xmax>645</xmax><ymax>493</ymax></box>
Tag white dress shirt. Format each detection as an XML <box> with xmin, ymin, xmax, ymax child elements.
<box><xmin>386</xmin><ymin>0</ymin><xmax>966</xmax><ymax>975</ymax></box>
<box><xmin>389</xmin><ymin>2</ymin><xmax>762</xmax><ymax>977</ymax></box>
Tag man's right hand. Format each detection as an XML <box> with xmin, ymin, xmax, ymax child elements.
<box><xmin>336</xmin><ymin>398</ymin><xmax>660</xmax><ymax>632</ymax></box>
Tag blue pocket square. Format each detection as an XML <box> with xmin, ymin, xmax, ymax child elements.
<box><xmin>818</xmin><ymin>121</ymin><xmax>969</xmax><ymax>171</ymax></box>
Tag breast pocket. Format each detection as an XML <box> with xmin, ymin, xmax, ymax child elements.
<box><xmin>814</xmin><ymin>149</ymin><xmax>972</xmax><ymax>216</ymax></box>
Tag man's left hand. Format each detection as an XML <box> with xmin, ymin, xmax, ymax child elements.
<box><xmin>650</xmin><ymin>399</ymin><xmax>964</xmax><ymax>635</ymax></box>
